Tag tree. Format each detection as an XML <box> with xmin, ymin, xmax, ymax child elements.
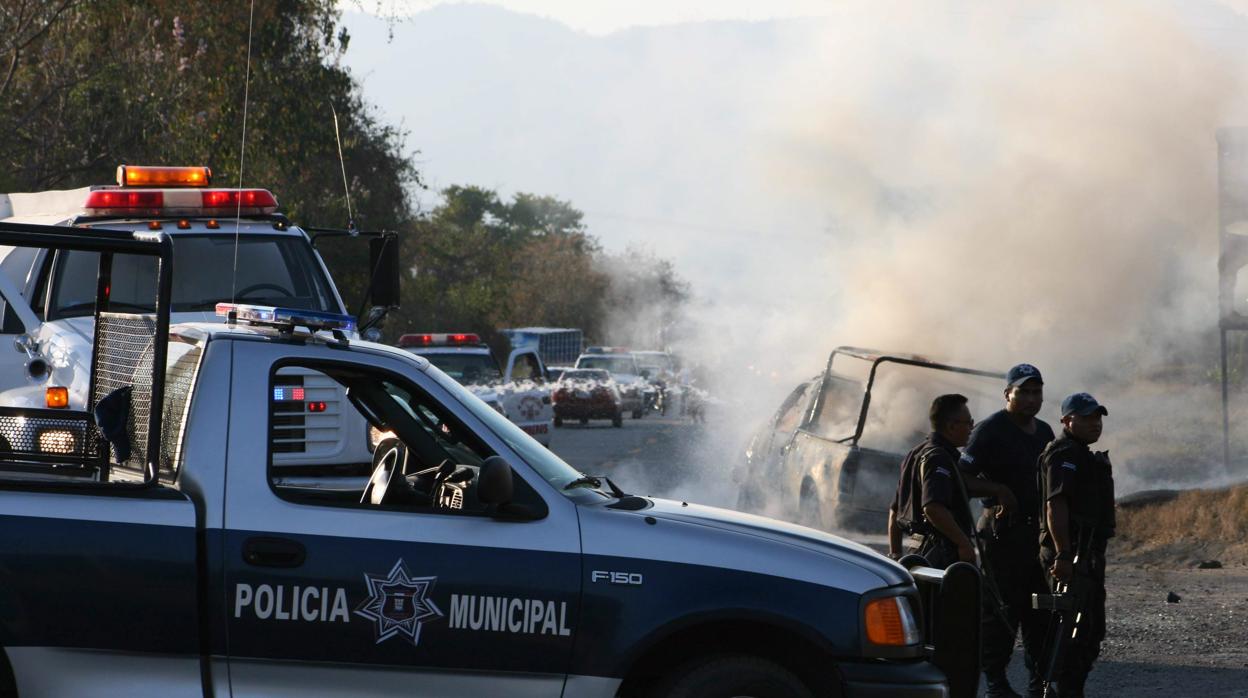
<box><xmin>0</xmin><ymin>0</ymin><xmax>418</xmax><ymax>312</ymax></box>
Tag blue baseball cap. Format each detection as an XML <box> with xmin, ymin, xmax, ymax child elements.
<box><xmin>1006</xmin><ymin>363</ymin><xmax>1043</xmax><ymax>388</ymax></box>
<box><xmin>1061</xmin><ymin>392</ymin><xmax>1108</xmax><ymax>417</ymax></box>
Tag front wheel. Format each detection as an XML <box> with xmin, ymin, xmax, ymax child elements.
<box><xmin>612</xmin><ymin>413</ymin><xmax>623</xmax><ymax>428</ymax></box>
<box><xmin>656</xmin><ymin>655</ymin><xmax>813</xmax><ymax>698</ymax></box>
<box><xmin>554</xmin><ymin>415</ymin><xmax>563</xmax><ymax>428</ymax></box>
<box><xmin>632</xmin><ymin>409</ymin><xmax>644</xmax><ymax>419</ymax></box>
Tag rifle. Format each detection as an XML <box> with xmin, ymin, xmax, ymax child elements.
<box><xmin>945</xmin><ymin>456</ymin><xmax>1013</xmax><ymax>632</ymax></box>
<box><xmin>1032</xmin><ymin>526</ymin><xmax>1096</xmax><ymax>697</ymax></box>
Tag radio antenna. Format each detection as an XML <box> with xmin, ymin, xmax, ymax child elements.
<box><xmin>331</xmin><ymin>103</ymin><xmax>358</xmax><ymax>236</ymax></box>
<box><xmin>230</xmin><ymin>0</ymin><xmax>257</xmax><ymax>303</ymax></box>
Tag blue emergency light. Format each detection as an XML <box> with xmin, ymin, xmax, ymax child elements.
<box><xmin>216</xmin><ymin>303</ymin><xmax>357</xmax><ymax>334</ymax></box>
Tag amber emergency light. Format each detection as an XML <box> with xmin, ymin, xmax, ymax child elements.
<box><xmin>45</xmin><ymin>387</ymin><xmax>69</xmax><ymax>409</ymax></box>
<box><xmin>117</xmin><ymin>165</ymin><xmax>211</xmax><ymax>188</ymax></box>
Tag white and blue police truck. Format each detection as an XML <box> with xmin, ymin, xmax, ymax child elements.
<box><xmin>0</xmin><ymin>165</ymin><xmax>399</xmax><ymax>471</ymax></box>
<box><xmin>0</xmin><ymin>223</ymin><xmax>980</xmax><ymax>698</ymax></box>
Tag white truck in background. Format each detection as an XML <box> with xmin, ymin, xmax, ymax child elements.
<box><xmin>399</xmin><ymin>332</ymin><xmax>554</xmax><ymax>446</ymax></box>
<box><xmin>0</xmin><ymin>165</ymin><xmax>400</xmax><ymax>470</ymax></box>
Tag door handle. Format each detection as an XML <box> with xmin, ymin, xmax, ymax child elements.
<box><xmin>242</xmin><ymin>537</ymin><xmax>306</xmax><ymax>568</ymax></box>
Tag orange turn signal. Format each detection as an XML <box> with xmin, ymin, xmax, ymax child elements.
<box><xmin>116</xmin><ymin>164</ymin><xmax>211</xmax><ymax>187</ymax></box>
<box><xmin>864</xmin><ymin>596</ymin><xmax>919</xmax><ymax>646</ymax></box>
<box><xmin>45</xmin><ymin>387</ymin><xmax>69</xmax><ymax>409</ymax></box>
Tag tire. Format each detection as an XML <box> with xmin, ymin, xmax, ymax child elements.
<box><xmin>612</xmin><ymin>413</ymin><xmax>623</xmax><ymax>428</ymax></box>
<box><xmin>657</xmin><ymin>654</ymin><xmax>813</xmax><ymax>698</ymax></box>
<box><xmin>579</xmin><ymin>417</ymin><xmax>589</xmax><ymax>425</ymax></box>
<box><xmin>554</xmin><ymin>416</ymin><xmax>563</xmax><ymax>428</ymax></box>
<box><xmin>632</xmin><ymin>409</ymin><xmax>643</xmax><ymax>419</ymax></box>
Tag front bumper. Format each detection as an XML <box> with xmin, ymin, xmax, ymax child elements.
<box><xmin>839</xmin><ymin>660</ymin><xmax>948</xmax><ymax>698</ymax></box>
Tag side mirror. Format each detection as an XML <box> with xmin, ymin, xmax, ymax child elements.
<box><xmin>368</xmin><ymin>234</ymin><xmax>401</xmax><ymax>309</ymax></box>
<box><xmin>478</xmin><ymin>455</ymin><xmax>514</xmax><ymax>505</ymax></box>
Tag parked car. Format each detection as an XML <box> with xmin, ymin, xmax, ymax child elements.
<box><xmin>574</xmin><ymin>348</ymin><xmax>651</xmax><ymax>418</ymax></box>
<box><xmin>552</xmin><ymin>368</ymin><xmax>623</xmax><ymax>427</ymax></box>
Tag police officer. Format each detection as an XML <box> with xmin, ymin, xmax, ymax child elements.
<box><xmin>1038</xmin><ymin>393</ymin><xmax>1115</xmax><ymax>698</ymax></box>
<box><xmin>960</xmin><ymin>363</ymin><xmax>1055</xmax><ymax>698</ymax></box>
<box><xmin>887</xmin><ymin>394</ymin><xmax>976</xmax><ymax>568</ymax></box>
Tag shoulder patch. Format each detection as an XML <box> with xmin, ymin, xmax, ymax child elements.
<box><xmin>935</xmin><ymin>466</ymin><xmax>952</xmax><ymax>477</ymax></box>
<box><xmin>1061</xmin><ymin>462</ymin><xmax>1077</xmax><ymax>471</ymax></box>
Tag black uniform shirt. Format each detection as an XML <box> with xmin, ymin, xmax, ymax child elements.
<box><xmin>959</xmin><ymin>409</ymin><xmax>1055</xmax><ymax>527</ymax></box>
<box><xmin>891</xmin><ymin>432</ymin><xmax>974</xmax><ymax>539</ymax></box>
<box><xmin>1039</xmin><ymin>431</ymin><xmax>1116</xmax><ymax>550</ymax></box>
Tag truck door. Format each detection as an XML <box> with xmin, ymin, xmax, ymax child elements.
<box><xmin>222</xmin><ymin>343</ymin><xmax>581</xmax><ymax>697</ymax></box>
<box><xmin>0</xmin><ymin>259</ymin><xmax>43</xmax><ymax>389</ymax></box>
<box><xmin>502</xmin><ymin>349</ymin><xmax>554</xmax><ymax>445</ymax></box>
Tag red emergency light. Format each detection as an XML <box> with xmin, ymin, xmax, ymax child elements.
<box><xmin>82</xmin><ymin>190</ymin><xmax>164</xmax><ymax>215</ymax></box>
<box><xmin>82</xmin><ymin>188</ymin><xmax>278</xmax><ymax>217</ymax></box>
<box><xmin>398</xmin><ymin>333</ymin><xmax>482</xmax><ymax>348</ymax></box>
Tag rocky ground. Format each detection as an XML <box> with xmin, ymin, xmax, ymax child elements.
<box><xmin>993</xmin><ymin>563</ymin><xmax>1248</xmax><ymax>697</ymax></box>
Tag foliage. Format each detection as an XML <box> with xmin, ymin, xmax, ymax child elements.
<box><xmin>0</xmin><ymin>0</ymin><xmax>416</xmax><ymax>307</ymax></box>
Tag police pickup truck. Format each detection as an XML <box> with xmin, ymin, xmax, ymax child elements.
<box><xmin>0</xmin><ymin>224</ymin><xmax>979</xmax><ymax>698</ymax></box>
<box><xmin>0</xmin><ymin>165</ymin><xmax>399</xmax><ymax>471</ymax></box>
<box><xmin>399</xmin><ymin>332</ymin><xmax>554</xmax><ymax>447</ymax></box>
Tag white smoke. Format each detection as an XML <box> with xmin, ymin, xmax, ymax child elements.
<box><xmin>671</xmin><ymin>0</ymin><xmax>1248</xmax><ymax>497</ymax></box>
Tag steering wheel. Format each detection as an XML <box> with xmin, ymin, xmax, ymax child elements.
<box><xmin>361</xmin><ymin>438</ymin><xmax>408</xmax><ymax>506</ymax></box>
<box><xmin>235</xmin><ymin>282</ymin><xmax>295</xmax><ymax>299</ymax></box>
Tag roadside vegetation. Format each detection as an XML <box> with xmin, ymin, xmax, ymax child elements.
<box><xmin>1115</xmin><ymin>485</ymin><xmax>1248</xmax><ymax>566</ymax></box>
<box><xmin>0</xmin><ymin>0</ymin><xmax>687</xmax><ymax>345</ymax></box>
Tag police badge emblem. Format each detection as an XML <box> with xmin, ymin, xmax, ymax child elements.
<box><xmin>355</xmin><ymin>559</ymin><xmax>443</xmax><ymax>646</ymax></box>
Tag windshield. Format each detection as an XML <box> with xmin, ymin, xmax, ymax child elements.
<box><xmin>561</xmin><ymin>369</ymin><xmax>610</xmax><ymax>382</ymax></box>
<box><xmin>425</xmin><ymin>362</ymin><xmax>603</xmax><ymax>499</ymax></box>
<box><xmin>48</xmin><ymin>234</ymin><xmax>339</xmax><ymax>319</ymax></box>
<box><xmin>576</xmin><ymin>356</ymin><xmax>637</xmax><ymax>375</ymax></box>
<box><xmin>420</xmin><ymin>352</ymin><xmax>503</xmax><ymax>385</ymax></box>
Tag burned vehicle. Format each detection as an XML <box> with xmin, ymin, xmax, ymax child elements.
<box><xmin>737</xmin><ymin>346</ymin><xmax>1005</xmax><ymax>533</ymax></box>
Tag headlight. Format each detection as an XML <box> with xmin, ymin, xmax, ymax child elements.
<box><xmin>863</xmin><ymin>595</ymin><xmax>921</xmax><ymax>647</ymax></box>
<box><xmin>37</xmin><ymin>428</ymin><xmax>78</xmax><ymax>454</ymax></box>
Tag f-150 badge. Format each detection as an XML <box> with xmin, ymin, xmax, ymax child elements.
<box><xmin>355</xmin><ymin>559</ymin><xmax>444</xmax><ymax>646</ymax></box>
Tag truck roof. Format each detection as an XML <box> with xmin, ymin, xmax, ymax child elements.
<box><xmin>172</xmin><ymin>320</ymin><xmax>430</xmax><ymax>366</ymax></box>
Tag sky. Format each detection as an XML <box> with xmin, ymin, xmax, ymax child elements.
<box><xmin>349</xmin><ymin>0</ymin><xmax>884</xmax><ymax>35</ymax></box>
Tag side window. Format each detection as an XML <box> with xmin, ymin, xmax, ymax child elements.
<box><xmin>268</xmin><ymin>362</ymin><xmax>502</xmax><ymax>516</ymax></box>
<box><xmin>512</xmin><ymin>353</ymin><xmax>541</xmax><ymax>382</ymax></box>
<box><xmin>773</xmin><ymin>381</ymin><xmax>817</xmax><ymax>434</ymax></box>
<box><xmin>0</xmin><ymin>303</ymin><xmax>21</xmax><ymax>333</ymax></box>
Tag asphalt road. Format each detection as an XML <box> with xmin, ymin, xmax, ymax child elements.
<box><xmin>548</xmin><ymin>413</ymin><xmax>1248</xmax><ymax>698</ymax></box>
<box><xmin>546</xmin><ymin>411</ymin><xmax>737</xmax><ymax>506</ymax></box>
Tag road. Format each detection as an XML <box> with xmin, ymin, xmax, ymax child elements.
<box><xmin>549</xmin><ymin>414</ymin><xmax>1248</xmax><ymax>698</ymax></box>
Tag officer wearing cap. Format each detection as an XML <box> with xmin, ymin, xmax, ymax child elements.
<box><xmin>959</xmin><ymin>363</ymin><xmax>1055</xmax><ymax>698</ymax></box>
<box><xmin>1038</xmin><ymin>393</ymin><xmax>1115</xmax><ymax>698</ymax></box>
<box><xmin>887</xmin><ymin>394</ymin><xmax>977</xmax><ymax>569</ymax></box>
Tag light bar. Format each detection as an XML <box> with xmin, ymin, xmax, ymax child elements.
<box><xmin>82</xmin><ymin>190</ymin><xmax>164</xmax><ymax>216</ymax></box>
<box><xmin>216</xmin><ymin>303</ymin><xmax>357</xmax><ymax>334</ymax></box>
<box><xmin>82</xmin><ymin>188</ymin><xmax>278</xmax><ymax>216</ymax></box>
<box><xmin>117</xmin><ymin>165</ymin><xmax>212</xmax><ymax>187</ymax></box>
<box><xmin>398</xmin><ymin>332</ymin><xmax>482</xmax><ymax>348</ymax></box>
